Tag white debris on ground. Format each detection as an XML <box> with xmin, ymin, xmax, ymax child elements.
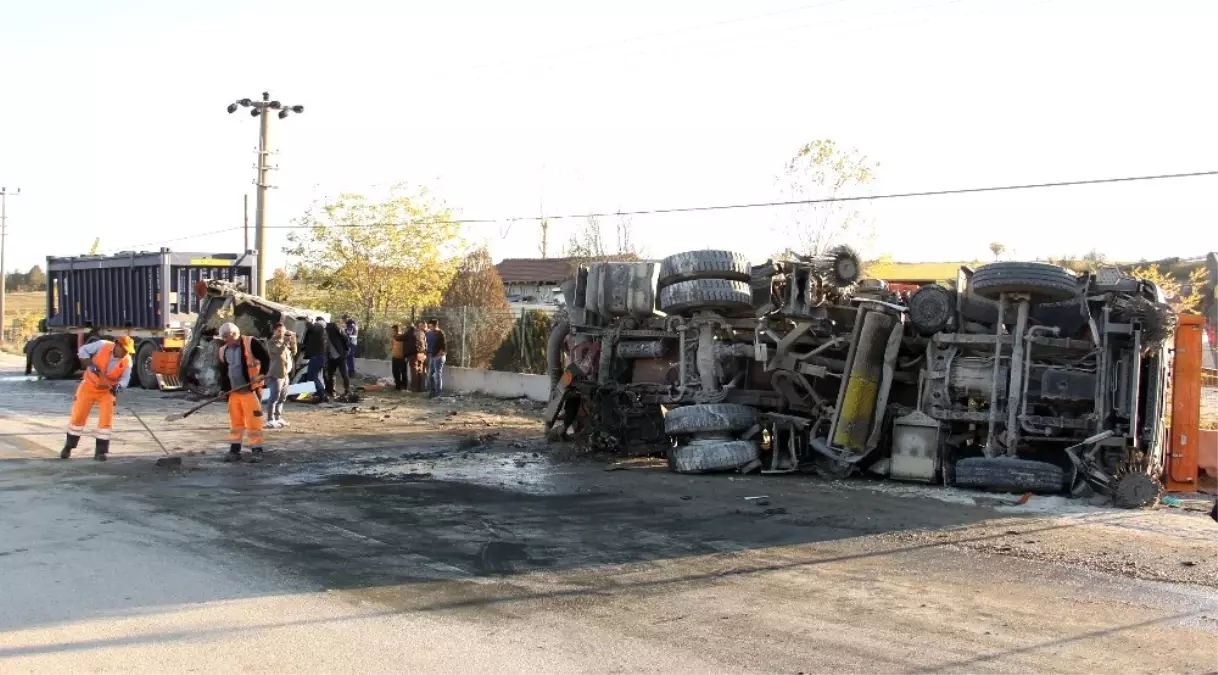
<box><xmin>851</xmin><ymin>480</ymin><xmax>1123</xmax><ymax>515</ymax></box>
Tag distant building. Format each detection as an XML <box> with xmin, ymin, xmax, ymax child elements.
<box><xmin>494</xmin><ymin>258</ymin><xmax>577</xmax><ymax>304</ymax></box>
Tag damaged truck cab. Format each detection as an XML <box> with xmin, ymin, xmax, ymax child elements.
<box><xmin>546</xmin><ymin>251</ymin><xmax>1176</xmax><ymax>508</ymax></box>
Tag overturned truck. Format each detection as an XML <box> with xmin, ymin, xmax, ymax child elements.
<box><xmin>544</xmin><ymin>250</ymin><xmax>1175</xmax><ymax>508</ymax></box>
<box><xmin>153</xmin><ymin>280</ymin><xmax>328</xmax><ymax>397</ymax></box>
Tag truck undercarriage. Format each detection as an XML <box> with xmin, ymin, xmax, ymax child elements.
<box><xmin>544</xmin><ymin>250</ymin><xmax>1176</xmax><ymax>508</ymax></box>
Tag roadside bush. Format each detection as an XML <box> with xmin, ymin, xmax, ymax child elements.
<box><xmin>491</xmin><ymin>310</ymin><xmax>552</xmax><ymax>375</ymax></box>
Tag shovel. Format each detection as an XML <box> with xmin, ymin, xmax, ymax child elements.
<box><xmin>165</xmin><ymin>377</ymin><xmax>264</xmax><ymax>422</ymax></box>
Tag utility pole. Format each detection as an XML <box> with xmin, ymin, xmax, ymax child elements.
<box><xmin>227</xmin><ymin>92</ymin><xmax>304</xmax><ymax>295</ymax></box>
<box><xmin>243</xmin><ymin>193</ymin><xmax>250</xmax><ymax>252</ymax></box>
<box><xmin>0</xmin><ymin>187</ymin><xmax>20</xmax><ymax>344</ymax></box>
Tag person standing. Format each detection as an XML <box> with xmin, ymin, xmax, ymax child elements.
<box><xmin>343</xmin><ymin>315</ymin><xmax>358</xmax><ymax>376</ymax></box>
<box><xmin>426</xmin><ymin>319</ymin><xmax>447</xmax><ymax>398</ymax></box>
<box><xmin>390</xmin><ymin>324</ymin><xmax>407</xmax><ymax>391</ymax></box>
<box><xmin>302</xmin><ymin>316</ymin><xmax>328</xmax><ymax>402</ymax></box>
<box><xmin>324</xmin><ymin>318</ymin><xmax>351</xmax><ymax>400</ymax></box>
<box><xmin>264</xmin><ymin>322</ymin><xmax>297</xmax><ymax>428</ymax></box>
<box><xmin>61</xmin><ymin>335</ymin><xmax>135</xmax><ymax>461</ymax></box>
<box><xmin>215</xmin><ymin>323</ymin><xmax>270</xmax><ymax>463</ymax></box>
<box><xmin>409</xmin><ymin>322</ymin><xmax>428</xmax><ymax>393</ymax></box>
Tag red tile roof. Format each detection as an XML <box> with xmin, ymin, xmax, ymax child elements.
<box><xmin>495</xmin><ymin>258</ymin><xmax>577</xmax><ymax>284</ymax></box>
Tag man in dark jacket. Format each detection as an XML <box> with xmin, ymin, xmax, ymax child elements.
<box><xmin>324</xmin><ymin>319</ymin><xmax>351</xmax><ymax>399</ymax></box>
<box><xmin>215</xmin><ymin>322</ymin><xmax>271</xmax><ymax>463</ymax></box>
<box><xmin>425</xmin><ymin>319</ymin><xmax>447</xmax><ymax>398</ymax></box>
<box><xmin>302</xmin><ymin>317</ymin><xmax>328</xmax><ymax>401</ymax></box>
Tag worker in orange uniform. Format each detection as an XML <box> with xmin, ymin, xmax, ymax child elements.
<box><xmin>62</xmin><ymin>335</ymin><xmax>136</xmax><ymax>461</ymax></box>
<box><xmin>215</xmin><ymin>323</ymin><xmax>271</xmax><ymax>463</ymax></box>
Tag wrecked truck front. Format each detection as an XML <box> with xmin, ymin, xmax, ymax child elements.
<box><xmin>178</xmin><ymin>281</ymin><xmax>328</xmax><ymax>396</ymax></box>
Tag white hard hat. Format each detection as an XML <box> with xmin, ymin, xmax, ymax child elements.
<box><xmin>219</xmin><ymin>322</ymin><xmax>240</xmax><ymax>338</ymax></box>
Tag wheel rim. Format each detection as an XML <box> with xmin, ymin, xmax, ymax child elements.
<box><xmin>44</xmin><ymin>347</ymin><xmax>64</xmax><ymax>367</ymax></box>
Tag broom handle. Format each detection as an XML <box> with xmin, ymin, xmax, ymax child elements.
<box><xmin>181</xmin><ymin>377</ymin><xmax>263</xmax><ymax>419</ymax></box>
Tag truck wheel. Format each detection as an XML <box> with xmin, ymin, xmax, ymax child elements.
<box><xmin>664</xmin><ymin>403</ymin><xmax>760</xmax><ymax>436</ymax></box>
<box><xmin>658</xmin><ymin>279</ymin><xmax>753</xmax><ymax>316</ymax></box>
<box><xmin>657</xmin><ymin>250</ymin><xmax>751</xmax><ymax>288</ymax></box>
<box><xmin>971</xmin><ymin>262</ymin><xmax>1079</xmax><ymax>303</ymax></box>
<box><xmin>135</xmin><ymin>342</ymin><xmax>159</xmax><ymax>390</ymax></box>
<box><xmin>953</xmin><ymin>456</ymin><xmax>1067</xmax><ymax>493</ymax></box>
<box><xmin>667</xmin><ymin>439</ymin><xmax>760</xmax><ymax>474</ymax></box>
<box><xmin>32</xmin><ymin>337</ymin><xmax>77</xmax><ymax>379</ymax></box>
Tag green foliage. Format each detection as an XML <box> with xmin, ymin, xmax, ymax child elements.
<box><xmin>781</xmin><ymin>139</ymin><xmax>879</xmax><ymax>256</ymax></box>
<box><xmin>1132</xmin><ymin>263</ymin><xmax>1209</xmax><ymax>314</ymax></box>
<box><xmin>88</xmin><ymin>238</ymin><xmax>99</xmax><ymax>255</ymax></box>
<box><xmin>266</xmin><ymin>268</ymin><xmax>293</xmax><ymax>303</ymax></box>
<box><xmin>491</xmin><ymin>310</ymin><xmax>553</xmax><ymax>375</ymax></box>
<box><xmin>283</xmin><ymin>183</ymin><xmax>463</xmax><ymax>327</ymax></box>
<box><xmin>5</xmin><ymin>265</ymin><xmax>47</xmax><ymax>292</ymax></box>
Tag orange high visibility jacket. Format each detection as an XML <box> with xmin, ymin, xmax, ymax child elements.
<box><xmin>82</xmin><ymin>341</ymin><xmax>131</xmax><ymax>390</ymax></box>
<box><xmin>217</xmin><ymin>336</ymin><xmax>269</xmax><ymax>395</ymax></box>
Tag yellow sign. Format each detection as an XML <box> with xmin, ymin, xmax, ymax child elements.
<box><xmin>189</xmin><ymin>258</ymin><xmax>232</xmax><ymax>266</ymax></box>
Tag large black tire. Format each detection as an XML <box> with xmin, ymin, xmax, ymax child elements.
<box><xmin>32</xmin><ymin>337</ymin><xmax>77</xmax><ymax>379</ymax></box>
<box><xmin>971</xmin><ymin>262</ymin><xmax>1079</xmax><ymax>303</ymax></box>
<box><xmin>954</xmin><ymin>456</ymin><xmax>1067</xmax><ymax>493</ymax></box>
<box><xmin>664</xmin><ymin>403</ymin><xmax>760</xmax><ymax>435</ymax></box>
<box><xmin>667</xmin><ymin>439</ymin><xmax>760</xmax><ymax>474</ymax></box>
<box><xmin>658</xmin><ymin>250</ymin><xmax>751</xmax><ymax>288</ymax></box>
<box><xmin>908</xmin><ymin>284</ymin><xmax>956</xmax><ymax>335</ymax></box>
<box><xmin>658</xmin><ymin>279</ymin><xmax>753</xmax><ymax>316</ymax></box>
<box><xmin>135</xmin><ymin>341</ymin><xmax>159</xmax><ymax>390</ymax></box>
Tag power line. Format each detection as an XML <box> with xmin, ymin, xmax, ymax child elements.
<box><xmin>262</xmin><ymin>170</ymin><xmax>1218</xmax><ymax>230</ymax></box>
<box><xmin>97</xmin><ymin>228</ymin><xmax>242</xmax><ymax>255</ymax></box>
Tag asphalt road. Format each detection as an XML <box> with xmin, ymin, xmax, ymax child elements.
<box><xmin>1</xmin><ymin>355</ymin><xmax>1215</xmax><ymax>674</ymax></box>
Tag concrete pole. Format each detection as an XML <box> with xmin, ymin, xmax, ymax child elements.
<box><xmin>254</xmin><ymin>108</ymin><xmax>271</xmax><ymax>297</ymax></box>
<box><xmin>0</xmin><ymin>187</ymin><xmax>19</xmax><ymax>344</ymax></box>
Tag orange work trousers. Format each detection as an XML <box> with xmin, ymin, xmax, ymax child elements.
<box><xmin>68</xmin><ymin>381</ymin><xmax>116</xmax><ymax>441</ymax></box>
<box><xmin>227</xmin><ymin>390</ymin><xmax>264</xmax><ymax>448</ymax></box>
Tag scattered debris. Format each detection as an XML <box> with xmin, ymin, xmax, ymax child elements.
<box><xmin>1016</xmin><ymin>492</ymin><xmax>1033</xmax><ymax>505</ymax></box>
<box><xmin>154</xmin><ymin>456</ymin><xmax>182</xmax><ymax>468</ymax></box>
<box><xmin>743</xmin><ymin>495</ymin><xmax>770</xmax><ymax>501</ymax></box>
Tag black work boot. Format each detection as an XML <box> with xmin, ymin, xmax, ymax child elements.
<box><xmin>249</xmin><ymin>447</ymin><xmax>265</xmax><ymax>464</ymax></box>
<box><xmin>61</xmin><ymin>433</ymin><xmax>80</xmax><ymax>459</ymax></box>
<box><xmin>93</xmin><ymin>438</ymin><xmax>109</xmax><ymax>462</ymax></box>
<box><xmin>223</xmin><ymin>443</ymin><xmax>242</xmax><ymax>463</ymax></box>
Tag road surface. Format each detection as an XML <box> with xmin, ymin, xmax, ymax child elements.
<box><xmin>1</xmin><ymin>355</ymin><xmax>1215</xmax><ymax>674</ymax></box>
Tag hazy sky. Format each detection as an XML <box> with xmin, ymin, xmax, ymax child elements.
<box><xmin>1</xmin><ymin>0</ymin><xmax>1215</xmax><ymax>274</ymax></box>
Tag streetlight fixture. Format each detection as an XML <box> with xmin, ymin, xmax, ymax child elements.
<box><xmin>226</xmin><ymin>91</ymin><xmax>304</xmax><ymax>295</ymax></box>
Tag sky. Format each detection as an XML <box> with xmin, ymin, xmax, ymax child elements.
<box><xmin>1</xmin><ymin>0</ymin><xmax>1216</xmax><ymax>276</ymax></box>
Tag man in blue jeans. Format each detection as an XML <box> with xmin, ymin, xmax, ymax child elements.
<box><xmin>425</xmin><ymin>319</ymin><xmax>447</xmax><ymax>398</ymax></box>
<box><xmin>342</xmin><ymin>314</ymin><xmax>358</xmax><ymax>376</ymax></box>
<box><xmin>302</xmin><ymin>316</ymin><xmax>328</xmax><ymax>402</ymax></box>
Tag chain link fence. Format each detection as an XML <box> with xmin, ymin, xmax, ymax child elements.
<box><xmin>340</xmin><ymin>306</ymin><xmax>560</xmax><ymax>375</ymax></box>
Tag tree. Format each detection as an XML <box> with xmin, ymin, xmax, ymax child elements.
<box><xmin>439</xmin><ymin>248</ymin><xmax>514</xmax><ymax>369</ymax></box>
<box><xmin>88</xmin><ymin>238</ymin><xmax>100</xmax><ymax>255</ymax></box>
<box><xmin>779</xmin><ymin>139</ymin><xmax>879</xmax><ymax>257</ymax></box>
<box><xmin>25</xmin><ymin>265</ymin><xmax>46</xmax><ymax>291</ymax></box>
<box><xmin>491</xmin><ymin>310</ymin><xmax>553</xmax><ymax>375</ymax></box>
<box><xmin>1131</xmin><ymin>263</ymin><xmax>1209</xmax><ymax>314</ymax></box>
<box><xmin>1081</xmin><ymin>249</ymin><xmax>1107</xmax><ymax>272</ymax></box>
<box><xmin>989</xmin><ymin>242</ymin><xmax>1006</xmax><ymax>261</ymax></box>
<box><xmin>283</xmin><ymin>183</ymin><xmax>463</xmax><ymax>327</ymax></box>
<box><xmin>266</xmin><ymin>268</ymin><xmax>292</xmax><ymax>304</ymax></box>
<box><xmin>565</xmin><ymin>215</ymin><xmax>643</xmax><ymax>264</ymax></box>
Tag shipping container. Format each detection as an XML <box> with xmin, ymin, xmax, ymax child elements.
<box><xmin>45</xmin><ymin>249</ymin><xmax>256</xmax><ymax>331</ymax></box>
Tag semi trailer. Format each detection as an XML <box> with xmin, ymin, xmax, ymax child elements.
<box><xmin>25</xmin><ymin>249</ymin><xmax>256</xmax><ymax>388</ymax></box>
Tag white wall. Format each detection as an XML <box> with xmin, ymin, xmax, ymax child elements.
<box><xmin>354</xmin><ymin>358</ymin><xmax>550</xmax><ymax>402</ymax></box>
